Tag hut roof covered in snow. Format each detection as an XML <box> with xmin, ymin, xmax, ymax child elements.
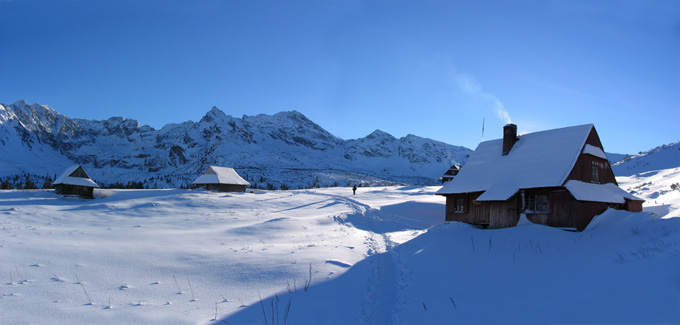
<box><xmin>192</xmin><ymin>166</ymin><xmax>250</xmax><ymax>186</ymax></box>
<box><xmin>53</xmin><ymin>165</ymin><xmax>99</xmax><ymax>188</ymax></box>
<box><xmin>436</xmin><ymin>124</ymin><xmax>595</xmax><ymax>197</ymax></box>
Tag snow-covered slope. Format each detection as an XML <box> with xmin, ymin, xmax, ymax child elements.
<box><xmin>2</xmin><ymin>179</ymin><xmax>679</xmax><ymax>324</ymax></box>
<box><xmin>0</xmin><ymin>100</ymin><xmax>472</xmax><ymax>187</ymax></box>
<box><xmin>617</xmin><ymin>167</ymin><xmax>680</xmax><ymax>218</ymax></box>
<box><xmin>605</xmin><ymin>152</ymin><xmax>628</xmax><ymax>164</ymax></box>
<box><xmin>612</xmin><ymin>141</ymin><xmax>680</xmax><ymax>177</ymax></box>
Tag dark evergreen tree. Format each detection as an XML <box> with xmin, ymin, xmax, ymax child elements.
<box><xmin>23</xmin><ymin>176</ymin><xmax>37</xmax><ymax>190</ymax></box>
<box><xmin>0</xmin><ymin>178</ymin><xmax>11</xmax><ymax>190</ymax></box>
<box><xmin>42</xmin><ymin>174</ymin><xmax>53</xmax><ymax>189</ymax></box>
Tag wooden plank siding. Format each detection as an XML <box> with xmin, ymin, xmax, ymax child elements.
<box><xmin>565</xmin><ymin>153</ymin><xmax>616</xmax><ymax>185</ymax></box>
<box><xmin>575</xmin><ymin>201</ymin><xmax>622</xmax><ymax>230</ymax></box>
<box><xmin>565</xmin><ymin>128</ymin><xmax>617</xmax><ymax>185</ymax></box>
<box><xmin>70</xmin><ymin>166</ymin><xmax>90</xmax><ymax>179</ymax></box>
<box><xmin>445</xmin><ymin>192</ymin><xmax>519</xmax><ymax>229</ymax></box>
<box><xmin>525</xmin><ymin>188</ymin><xmax>574</xmax><ymax>228</ymax></box>
<box><xmin>625</xmin><ymin>199</ymin><xmax>643</xmax><ymax>212</ymax></box>
<box><xmin>54</xmin><ymin>184</ymin><xmax>95</xmax><ymax>199</ymax></box>
<box><xmin>445</xmin><ymin>187</ymin><xmax>618</xmax><ymax>231</ymax></box>
<box><xmin>199</xmin><ymin>184</ymin><xmax>248</xmax><ymax>192</ymax></box>
<box><xmin>524</xmin><ymin>189</ymin><xmax>619</xmax><ymax>231</ymax></box>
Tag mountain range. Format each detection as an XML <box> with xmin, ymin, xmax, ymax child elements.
<box><xmin>0</xmin><ymin>100</ymin><xmax>472</xmax><ymax>188</ymax></box>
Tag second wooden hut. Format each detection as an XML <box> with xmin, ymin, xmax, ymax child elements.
<box><xmin>192</xmin><ymin>166</ymin><xmax>250</xmax><ymax>192</ymax></box>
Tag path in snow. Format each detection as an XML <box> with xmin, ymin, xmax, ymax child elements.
<box><xmin>311</xmin><ymin>192</ymin><xmax>410</xmax><ymax>324</ymax></box>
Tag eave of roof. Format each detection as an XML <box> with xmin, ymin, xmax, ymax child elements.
<box><xmin>54</xmin><ymin>177</ymin><xmax>99</xmax><ymax>188</ymax></box>
<box><xmin>565</xmin><ymin>180</ymin><xmax>643</xmax><ymax>203</ymax></box>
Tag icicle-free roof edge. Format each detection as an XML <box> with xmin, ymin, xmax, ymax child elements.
<box><xmin>582</xmin><ymin>144</ymin><xmax>608</xmax><ymax>160</ymax></box>
<box><xmin>565</xmin><ymin>180</ymin><xmax>642</xmax><ymax>204</ymax></box>
<box><xmin>475</xmin><ymin>184</ymin><xmax>519</xmax><ymax>201</ymax></box>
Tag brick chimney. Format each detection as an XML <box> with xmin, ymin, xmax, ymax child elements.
<box><xmin>502</xmin><ymin>123</ymin><xmax>517</xmax><ymax>156</ymax></box>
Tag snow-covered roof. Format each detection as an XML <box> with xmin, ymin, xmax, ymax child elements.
<box><xmin>565</xmin><ymin>180</ymin><xmax>643</xmax><ymax>203</ymax></box>
<box><xmin>582</xmin><ymin>144</ymin><xmax>607</xmax><ymax>160</ymax></box>
<box><xmin>53</xmin><ymin>165</ymin><xmax>99</xmax><ymax>188</ymax></box>
<box><xmin>436</xmin><ymin>124</ymin><xmax>594</xmax><ymax>195</ymax></box>
<box><xmin>475</xmin><ymin>184</ymin><xmax>519</xmax><ymax>201</ymax></box>
<box><xmin>192</xmin><ymin>166</ymin><xmax>250</xmax><ymax>186</ymax></box>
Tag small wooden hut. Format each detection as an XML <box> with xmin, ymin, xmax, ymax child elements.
<box><xmin>53</xmin><ymin>165</ymin><xmax>99</xmax><ymax>199</ymax></box>
<box><xmin>436</xmin><ymin>123</ymin><xmax>644</xmax><ymax>231</ymax></box>
<box><xmin>441</xmin><ymin>164</ymin><xmax>461</xmax><ymax>183</ymax></box>
<box><xmin>192</xmin><ymin>166</ymin><xmax>250</xmax><ymax>192</ymax></box>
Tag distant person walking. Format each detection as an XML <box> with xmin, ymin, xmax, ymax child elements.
<box><xmin>352</xmin><ymin>184</ymin><xmax>357</xmax><ymax>195</ymax></box>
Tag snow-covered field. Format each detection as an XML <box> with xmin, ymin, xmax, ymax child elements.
<box><xmin>2</xmin><ymin>180</ymin><xmax>680</xmax><ymax>324</ymax></box>
<box><xmin>618</xmin><ymin>166</ymin><xmax>680</xmax><ymax>219</ymax></box>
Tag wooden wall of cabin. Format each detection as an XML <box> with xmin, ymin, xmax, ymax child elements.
<box><xmin>445</xmin><ymin>194</ymin><xmax>475</xmax><ymax>224</ymax></box>
<box><xmin>625</xmin><ymin>199</ymin><xmax>643</xmax><ymax>212</ymax></box>
<box><xmin>445</xmin><ymin>193</ymin><xmax>483</xmax><ymax>225</ymax></box>
<box><xmin>202</xmin><ymin>184</ymin><xmax>247</xmax><ymax>192</ymax></box>
<box><xmin>525</xmin><ymin>188</ymin><xmax>620</xmax><ymax>230</ymax></box>
<box><xmin>76</xmin><ymin>186</ymin><xmax>95</xmax><ymax>199</ymax></box>
<box><xmin>574</xmin><ymin>201</ymin><xmax>618</xmax><ymax>231</ymax></box>
<box><xmin>445</xmin><ymin>193</ymin><xmax>519</xmax><ymax>228</ymax></box>
<box><xmin>566</xmin><ymin>154</ymin><xmax>616</xmax><ymax>185</ymax></box>
<box><xmin>446</xmin><ymin>188</ymin><xmax>624</xmax><ymax>231</ymax></box>
<box><xmin>487</xmin><ymin>195</ymin><xmax>520</xmax><ymax>228</ymax></box>
<box><xmin>71</xmin><ymin>166</ymin><xmax>89</xmax><ymax>179</ymax></box>
<box><xmin>525</xmin><ymin>188</ymin><xmax>578</xmax><ymax>229</ymax></box>
<box><xmin>584</xmin><ymin>126</ymin><xmax>604</xmax><ymax>149</ymax></box>
<box><xmin>446</xmin><ymin>190</ymin><xmax>630</xmax><ymax>231</ymax></box>
<box><xmin>445</xmin><ymin>195</ymin><xmax>454</xmax><ymax>221</ymax></box>
<box><xmin>55</xmin><ymin>184</ymin><xmax>95</xmax><ymax>199</ymax></box>
<box><xmin>566</xmin><ymin>128</ymin><xmax>617</xmax><ymax>185</ymax></box>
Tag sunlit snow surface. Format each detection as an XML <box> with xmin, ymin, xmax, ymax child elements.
<box><xmin>2</xmin><ymin>182</ymin><xmax>679</xmax><ymax>324</ymax></box>
<box><xmin>618</xmin><ymin>167</ymin><xmax>680</xmax><ymax>219</ymax></box>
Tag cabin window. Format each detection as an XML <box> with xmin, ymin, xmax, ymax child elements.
<box><xmin>536</xmin><ymin>194</ymin><xmax>548</xmax><ymax>212</ymax></box>
<box><xmin>454</xmin><ymin>197</ymin><xmax>464</xmax><ymax>213</ymax></box>
<box><xmin>524</xmin><ymin>195</ymin><xmax>535</xmax><ymax>212</ymax></box>
<box><xmin>591</xmin><ymin>165</ymin><xmax>599</xmax><ymax>183</ymax></box>
<box><xmin>524</xmin><ymin>194</ymin><xmax>548</xmax><ymax>212</ymax></box>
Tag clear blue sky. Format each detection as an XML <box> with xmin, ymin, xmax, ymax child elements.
<box><xmin>2</xmin><ymin>0</ymin><xmax>678</xmax><ymax>154</ymax></box>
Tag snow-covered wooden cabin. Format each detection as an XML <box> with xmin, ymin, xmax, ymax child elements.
<box><xmin>436</xmin><ymin>124</ymin><xmax>643</xmax><ymax>231</ymax></box>
<box><xmin>441</xmin><ymin>164</ymin><xmax>461</xmax><ymax>183</ymax></box>
<box><xmin>53</xmin><ymin>165</ymin><xmax>99</xmax><ymax>199</ymax></box>
<box><xmin>192</xmin><ymin>166</ymin><xmax>250</xmax><ymax>192</ymax></box>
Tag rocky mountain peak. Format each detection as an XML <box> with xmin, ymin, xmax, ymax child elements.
<box><xmin>365</xmin><ymin>129</ymin><xmax>396</xmax><ymax>140</ymax></box>
<box><xmin>199</xmin><ymin>106</ymin><xmax>229</xmax><ymax>123</ymax></box>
